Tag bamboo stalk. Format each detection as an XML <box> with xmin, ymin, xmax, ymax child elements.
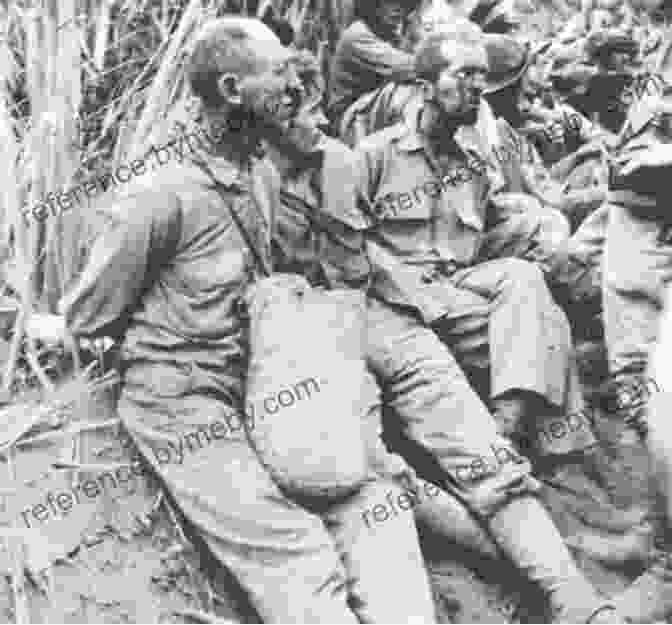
<box><xmin>122</xmin><ymin>0</ymin><xmax>206</xmax><ymax>164</ymax></box>
<box><xmin>93</xmin><ymin>0</ymin><xmax>111</xmax><ymax>71</ymax></box>
<box><xmin>6</xmin><ymin>448</ymin><xmax>29</xmax><ymax>625</ymax></box>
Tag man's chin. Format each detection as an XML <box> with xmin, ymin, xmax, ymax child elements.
<box><xmin>263</xmin><ymin>116</ymin><xmax>322</xmax><ymax>156</ymax></box>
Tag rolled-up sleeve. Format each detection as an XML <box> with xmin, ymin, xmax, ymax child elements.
<box><xmin>59</xmin><ymin>190</ymin><xmax>183</xmax><ymax>339</ymax></box>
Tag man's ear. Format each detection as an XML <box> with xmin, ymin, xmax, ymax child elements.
<box><xmin>217</xmin><ymin>73</ymin><xmax>242</xmax><ymax>107</ymax></box>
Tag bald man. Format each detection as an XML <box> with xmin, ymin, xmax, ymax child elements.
<box><xmin>33</xmin><ymin>17</ymin><xmax>435</xmax><ymax>624</ymax></box>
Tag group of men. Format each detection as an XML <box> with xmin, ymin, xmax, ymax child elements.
<box><xmin>25</xmin><ymin>0</ymin><xmax>672</xmax><ymax>621</ymax></box>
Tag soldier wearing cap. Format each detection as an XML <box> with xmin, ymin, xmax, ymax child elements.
<box><xmin>481</xmin><ymin>33</ymin><xmax>611</xmax><ymax>335</ymax></box>
<box><xmin>468</xmin><ymin>0</ymin><xmax>519</xmax><ymax>34</ymax></box>
<box><xmin>484</xmin><ymin>35</ymin><xmax>602</xmax><ymax>167</ymax></box>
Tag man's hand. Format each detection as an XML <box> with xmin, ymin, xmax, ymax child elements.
<box><xmin>617</xmin><ymin>144</ymin><xmax>672</xmax><ymax>176</ymax></box>
<box><xmin>25</xmin><ymin>314</ymin><xmax>66</xmax><ymax>346</ymax></box>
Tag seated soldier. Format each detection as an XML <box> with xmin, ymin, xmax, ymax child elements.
<box><xmin>482</xmin><ymin>34</ymin><xmax>609</xmax><ymax>337</ymax></box>
<box><xmin>274</xmin><ymin>21</ymin><xmax>629</xmax><ymax>624</ymax></box>
<box><xmin>361</xmin><ymin>19</ymin><xmax>583</xmax><ymax>444</ymax></box>
<box><xmin>329</xmin><ymin>0</ymin><xmax>419</xmax><ymax>125</ymax></box>
<box><xmin>582</xmin><ymin>30</ymin><xmax>641</xmax><ymax>134</ymax></box>
<box><xmin>26</xmin><ymin>17</ymin><xmax>437</xmax><ymax>624</ymax></box>
<box><xmin>267</xmin><ymin>50</ymin><xmax>504</xmax><ymax>564</ymax></box>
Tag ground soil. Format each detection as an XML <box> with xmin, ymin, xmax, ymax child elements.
<box><xmin>0</xmin><ymin>341</ymin><xmax>658</xmax><ymax>624</ymax></box>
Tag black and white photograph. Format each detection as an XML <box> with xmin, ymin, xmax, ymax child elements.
<box><xmin>0</xmin><ymin>0</ymin><xmax>671</xmax><ymax>621</ymax></box>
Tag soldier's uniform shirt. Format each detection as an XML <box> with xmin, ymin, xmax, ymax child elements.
<box><xmin>329</xmin><ymin>20</ymin><xmax>415</xmax><ymax>122</ymax></box>
<box><xmin>59</xmin><ymin>128</ymin><xmax>433</xmax><ymax>623</ymax></box>
<box><xmin>354</xmin><ymin>112</ymin><xmax>579</xmax><ymax>414</ymax></box>
<box><xmin>273</xmin><ymin>132</ymin><xmax>541</xmax><ymax>519</ymax></box>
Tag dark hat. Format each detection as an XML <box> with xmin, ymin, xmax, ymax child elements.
<box><xmin>483</xmin><ymin>34</ymin><xmax>531</xmax><ymax>94</ymax></box>
<box><xmin>469</xmin><ymin>0</ymin><xmax>500</xmax><ymax>26</ymax></box>
<box><xmin>469</xmin><ymin>0</ymin><xmax>516</xmax><ymax>33</ymax></box>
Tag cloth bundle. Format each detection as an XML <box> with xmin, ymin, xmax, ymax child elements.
<box><xmin>243</xmin><ymin>274</ymin><xmax>369</xmax><ymax>499</ymax></box>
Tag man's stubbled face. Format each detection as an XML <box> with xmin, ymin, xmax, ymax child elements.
<box><xmin>427</xmin><ymin>43</ymin><xmax>488</xmax><ymax>126</ymax></box>
<box><xmin>261</xmin><ymin>59</ymin><xmax>327</xmax><ymax>159</ymax></box>
<box><xmin>204</xmin><ymin>28</ymin><xmax>306</xmax><ymax>152</ymax></box>
<box><xmin>238</xmin><ymin>54</ymin><xmax>305</xmax><ymax>132</ymax></box>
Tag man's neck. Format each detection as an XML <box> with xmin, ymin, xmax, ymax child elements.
<box><xmin>199</xmin><ymin>109</ymin><xmax>261</xmax><ymax>167</ymax></box>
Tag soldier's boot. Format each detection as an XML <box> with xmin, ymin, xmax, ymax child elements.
<box><xmin>489</xmin><ymin>495</ymin><xmax>623</xmax><ymax>623</ymax></box>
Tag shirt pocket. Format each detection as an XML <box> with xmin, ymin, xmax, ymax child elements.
<box><xmin>370</xmin><ymin>180</ymin><xmax>435</xmax><ymax>223</ymax></box>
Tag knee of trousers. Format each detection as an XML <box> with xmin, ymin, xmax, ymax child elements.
<box><xmin>444</xmin><ymin>443</ymin><xmax>541</xmax><ymax>519</ymax></box>
<box><xmin>492</xmin><ymin>257</ymin><xmax>547</xmax><ymax>291</ymax></box>
<box><xmin>491</xmin><ymin>258</ymin><xmax>560</xmax><ymax>310</ymax></box>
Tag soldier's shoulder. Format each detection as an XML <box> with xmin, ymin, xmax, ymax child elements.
<box><xmin>355</xmin><ymin>122</ymin><xmax>408</xmax><ymax>154</ymax></box>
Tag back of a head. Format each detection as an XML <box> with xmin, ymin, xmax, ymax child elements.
<box><xmin>186</xmin><ymin>16</ymin><xmax>283</xmax><ymax>106</ymax></box>
<box><xmin>414</xmin><ymin>17</ymin><xmax>484</xmax><ymax>80</ymax></box>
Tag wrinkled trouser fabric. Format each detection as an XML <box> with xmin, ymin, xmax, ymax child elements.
<box><xmin>119</xmin><ymin>368</ymin><xmax>435</xmax><ymax>623</ymax></box>
<box><xmin>361</xmin><ymin>314</ymin><xmax>607</xmax><ymax>621</ymax></box>
<box><xmin>552</xmin><ymin>202</ymin><xmax>607</xmax><ymax>314</ymax></box>
<box><xmin>483</xmin><ymin>195</ymin><xmax>605</xmax><ymax>335</ymax></box>
<box><xmin>436</xmin><ymin>258</ymin><xmax>578</xmax><ymax>412</ymax></box>
<box><xmin>365</xmin><ymin>297</ymin><xmax>541</xmax><ymax>518</ymax></box>
<box><xmin>604</xmin><ymin>201</ymin><xmax>672</xmax><ymax>377</ymax></box>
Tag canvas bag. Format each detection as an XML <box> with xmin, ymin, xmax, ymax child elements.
<box><xmin>197</xmin><ymin>160</ymin><xmax>369</xmax><ymax>499</ymax></box>
<box><xmin>243</xmin><ymin>275</ymin><xmax>370</xmax><ymax>499</ymax></box>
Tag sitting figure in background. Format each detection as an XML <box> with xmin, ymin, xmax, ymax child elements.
<box><xmin>329</xmin><ymin>0</ymin><xmax>419</xmax><ymax>126</ymax></box>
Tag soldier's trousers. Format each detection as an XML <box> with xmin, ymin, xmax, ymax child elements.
<box><xmin>415</xmin><ymin>258</ymin><xmax>578</xmax><ymax>412</ymax></box>
<box><xmin>365</xmin><ymin>296</ymin><xmax>541</xmax><ymax>518</ymax></box>
<box><xmin>551</xmin><ymin>202</ymin><xmax>607</xmax><ymax>315</ymax></box>
<box><xmin>118</xmin><ymin>365</ymin><xmax>435</xmax><ymax>624</ymax></box>
<box><xmin>603</xmin><ymin>200</ymin><xmax>672</xmax><ymax>377</ymax></box>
